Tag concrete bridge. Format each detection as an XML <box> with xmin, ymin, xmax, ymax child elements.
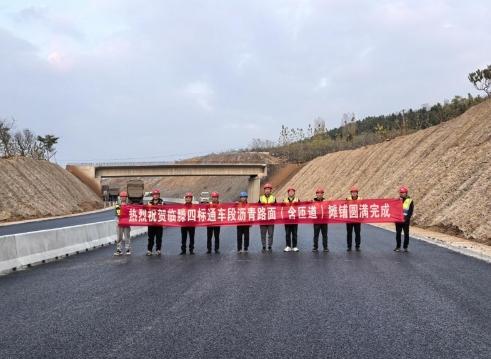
<box><xmin>66</xmin><ymin>162</ymin><xmax>268</xmax><ymax>201</ymax></box>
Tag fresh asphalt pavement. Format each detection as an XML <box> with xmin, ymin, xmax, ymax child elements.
<box><xmin>0</xmin><ymin>224</ymin><xmax>490</xmax><ymax>359</ymax></box>
<box><xmin>0</xmin><ymin>209</ymin><xmax>115</xmax><ymax>236</ymax></box>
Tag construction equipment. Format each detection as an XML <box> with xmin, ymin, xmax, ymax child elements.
<box><xmin>127</xmin><ymin>179</ymin><xmax>144</xmax><ymax>204</ymax></box>
<box><xmin>200</xmin><ymin>191</ymin><xmax>210</xmax><ymax>204</ymax></box>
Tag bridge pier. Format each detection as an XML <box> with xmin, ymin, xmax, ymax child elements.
<box><xmin>247</xmin><ymin>176</ymin><xmax>261</xmax><ymax>203</ymax></box>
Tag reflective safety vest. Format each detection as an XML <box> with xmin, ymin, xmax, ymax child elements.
<box><xmin>284</xmin><ymin>197</ymin><xmax>299</xmax><ymax>204</ymax></box>
<box><xmin>115</xmin><ymin>199</ymin><xmax>128</xmax><ymax>217</ymax></box>
<box><xmin>260</xmin><ymin>194</ymin><xmax>276</xmax><ymax>204</ymax></box>
<box><xmin>403</xmin><ymin>197</ymin><xmax>413</xmax><ymax>216</ymax></box>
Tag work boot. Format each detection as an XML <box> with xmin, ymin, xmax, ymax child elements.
<box><xmin>146</xmin><ymin>251</ymin><xmax>152</xmax><ymax>256</ymax></box>
<box><xmin>156</xmin><ymin>250</ymin><xmax>161</xmax><ymax>256</ymax></box>
<box><xmin>347</xmin><ymin>247</ymin><xmax>352</xmax><ymax>252</ymax></box>
<box><xmin>292</xmin><ymin>247</ymin><xmax>299</xmax><ymax>252</ymax></box>
<box><xmin>114</xmin><ymin>250</ymin><xmax>122</xmax><ymax>256</ymax></box>
<box><xmin>125</xmin><ymin>249</ymin><xmax>131</xmax><ymax>256</ymax></box>
<box><xmin>215</xmin><ymin>250</ymin><xmax>220</xmax><ymax>254</ymax></box>
<box><xmin>312</xmin><ymin>247</ymin><xmax>318</xmax><ymax>252</ymax></box>
<box><xmin>189</xmin><ymin>250</ymin><xmax>195</xmax><ymax>255</ymax></box>
<box><xmin>355</xmin><ymin>247</ymin><xmax>360</xmax><ymax>251</ymax></box>
<box><xmin>180</xmin><ymin>250</ymin><xmax>186</xmax><ymax>255</ymax></box>
<box><xmin>206</xmin><ymin>250</ymin><xmax>212</xmax><ymax>254</ymax></box>
<box><xmin>262</xmin><ymin>246</ymin><xmax>266</xmax><ymax>252</ymax></box>
<box><xmin>403</xmin><ymin>248</ymin><xmax>409</xmax><ymax>252</ymax></box>
<box><xmin>394</xmin><ymin>247</ymin><xmax>401</xmax><ymax>252</ymax></box>
<box><xmin>267</xmin><ymin>246</ymin><xmax>272</xmax><ymax>251</ymax></box>
<box><xmin>284</xmin><ymin>246</ymin><xmax>292</xmax><ymax>252</ymax></box>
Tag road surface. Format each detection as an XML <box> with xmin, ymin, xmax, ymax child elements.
<box><xmin>0</xmin><ymin>209</ymin><xmax>115</xmax><ymax>236</ymax></box>
<box><xmin>0</xmin><ymin>224</ymin><xmax>490</xmax><ymax>358</ymax></box>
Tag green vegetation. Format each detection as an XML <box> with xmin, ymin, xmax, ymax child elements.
<box><xmin>249</xmin><ymin>94</ymin><xmax>486</xmax><ymax>163</ymax></box>
<box><xmin>0</xmin><ymin>119</ymin><xmax>59</xmax><ymax>160</ymax></box>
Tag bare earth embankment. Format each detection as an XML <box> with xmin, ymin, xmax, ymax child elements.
<box><xmin>0</xmin><ymin>157</ymin><xmax>103</xmax><ymax>222</ymax></box>
<box><xmin>278</xmin><ymin>100</ymin><xmax>491</xmax><ymax>244</ymax></box>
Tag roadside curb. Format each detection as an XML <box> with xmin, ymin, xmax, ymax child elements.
<box><xmin>0</xmin><ymin>221</ymin><xmax>147</xmax><ymax>275</ymax></box>
<box><xmin>370</xmin><ymin>224</ymin><xmax>491</xmax><ymax>264</ymax></box>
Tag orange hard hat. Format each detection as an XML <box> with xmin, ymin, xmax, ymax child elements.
<box><xmin>184</xmin><ymin>192</ymin><xmax>193</xmax><ymax>198</ymax></box>
<box><xmin>399</xmin><ymin>186</ymin><xmax>409</xmax><ymax>193</ymax></box>
<box><xmin>350</xmin><ymin>186</ymin><xmax>359</xmax><ymax>192</ymax></box>
<box><xmin>211</xmin><ymin>191</ymin><xmax>219</xmax><ymax>197</ymax></box>
<box><xmin>316</xmin><ymin>188</ymin><xmax>324</xmax><ymax>194</ymax></box>
<box><xmin>119</xmin><ymin>191</ymin><xmax>128</xmax><ymax>197</ymax></box>
<box><xmin>263</xmin><ymin>183</ymin><xmax>273</xmax><ymax>189</ymax></box>
<box><xmin>287</xmin><ymin>187</ymin><xmax>296</xmax><ymax>192</ymax></box>
<box><xmin>152</xmin><ymin>189</ymin><xmax>160</xmax><ymax>195</ymax></box>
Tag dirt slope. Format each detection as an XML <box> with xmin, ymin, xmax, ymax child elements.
<box><xmin>0</xmin><ymin>157</ymin><xmax>103</xmax><ymax>222</ymax></box>
<box><xmin>278</xmin><ymin>100</ymin><xmax>491</xmax><ymax>244</ymax></box>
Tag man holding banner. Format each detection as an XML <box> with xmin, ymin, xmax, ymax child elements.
<box><xmin>346</xmin><ymin>186</ymin><xmax>362</xmax><ymax>251</ymax></box>
<box><xmin>180</xmin><ymin>192</ymin><xmax>195</xmax><ymax>255</ymax></box>
<box><xmin>259</xmin><ymin>183</ymin><xmax>276</xmax><ymax>252</ymax></box>
<box><xmin>394</xmin><ymin>186</ymin><xmax>414</xmax><ymax>252</ymax></box>
<box><xmin>283</xmin><ymin>188</ymin><xmax>300</xmax><ymax>252</ymax></box>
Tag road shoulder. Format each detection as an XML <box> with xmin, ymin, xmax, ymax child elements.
<box><xmin>371</xmin><ymin>223</ymin><xmax>491</xmax><ymax>263</ymax></box>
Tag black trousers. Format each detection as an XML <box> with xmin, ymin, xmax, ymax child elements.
<box><xmin>237</xmin><ymin>226</ymin><xmax>250</xmax><ymax>250</ymax></box>
<box><xmin>147</xmin><ymin>226</ymin><xmax>163</xmax><ymax>251</ymax></box>
<box><xmin>346</xmin><ymin>223</ymin><xmax>361</xmax><ymax>248</ymax></box>
<box><xmin>181</xmin><ymin>227</ymin><xmax>195</xmax><ymax>252</ymax></box>
<box><xmin>285</xmin><ymin>224</ymin><xmax>298</xmax><ymax>248</ymax></box>
<box><xmin>395</xmin><ymin>221</ymin><xmax>410</xmax><ymax>249</ymax></box>
<box><xmin>207</xmin><ymin>226</ymin><xmax>220</xmax><ymax>251</ymax></box>
<box><xmin>313</xmin><ymin>224</ymin><xmax>328</xmax><ymax>249</ymax></box>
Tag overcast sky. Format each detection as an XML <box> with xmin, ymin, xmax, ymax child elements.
<box><xmin>0</xmin><ymin>0</ymin><xmax>489</xmax><ymax>163</ymax></box>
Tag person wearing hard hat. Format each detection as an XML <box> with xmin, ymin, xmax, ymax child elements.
<box><xmin>283</xmin><ymin>187</ymin><xmax>300</xmax><ymax>252</ymax></box>
<box><xmin>146</xmin><ymin>189</ymin><xmax>164</xmax><ymax>256</ymax></box>
<box><xmin>180</xmin><ymin>192</ymin><xmax>195</xmax><ymax>255</ymax></box>
<box><xmin>258</xmin><ymin>182</ymin><xmax>276</xmax><ymax>251</ymax></box>
<box><xmin>237</xmin><ymin>191</ymin><xmax>250</xmax><ymax>253</ymax></box>
<box><xmin>346</xmin><ymin>186</ymin><xmax>362</xmax><ymax>251</ymax></box>
<box><xmin>394</xmin><ymin>186</ymin><xmax>414</xmax><ymax>252</ymax></box>
<box><xmin>114</xmin><ymin>191</ymin><xmax>131</xmax><ymax>256</ymax></box>
<box><xmin>312</xmin><ymin>188</ymin><xmax>329</xmax><ymax>252</ymax></box>
<box><xmin>206</xmin><ymin>192</ymin><xmax>221</xmax><ymax>254</ymax></box>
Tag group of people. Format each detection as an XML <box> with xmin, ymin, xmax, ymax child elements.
<box><xmin>114</xmin><ymin>184</ymin><xmax>414</xmax><ymax>256</ymax></box>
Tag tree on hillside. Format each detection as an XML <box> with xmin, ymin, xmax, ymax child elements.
<box><xmin>468</xmin><ymin>65</ymin><xmax>491</xmax><ymax>97</ymax></box>
<box><xmin>37</xmin><ymin>135</ymin><xmax>59</xmax><ymax>160</ymax></box>
<box><xmin>0</xmin><ymin>119</ymin><xmax>15</xmax><ymax>157</ymax></box>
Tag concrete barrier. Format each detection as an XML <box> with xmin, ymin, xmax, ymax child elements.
<box><xmin>0</xmin><ymin>220</ymin><xmax>147</xmax><ymax>275</ymax></box>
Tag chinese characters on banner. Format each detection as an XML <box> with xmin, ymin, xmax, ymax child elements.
<box><xmin>118</xmin><ymin>199</ymin><xmax>404</xmax><ymax>227</ymax></box>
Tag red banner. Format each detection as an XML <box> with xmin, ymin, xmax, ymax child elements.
<box><xmin>118</xmin><ymin>199</ymin><xmax>403</xmax><ymax>227</ymax></box>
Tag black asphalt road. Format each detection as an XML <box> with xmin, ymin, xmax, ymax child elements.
<box><xmin>1</xmin><ymin>224</ymin><xmax>490</xmax><ymax>359</ymax></box>
<box><xmin>0</xmin><ymin>209</ymin><xmax>115</xmax><ymax>236</ymax></box>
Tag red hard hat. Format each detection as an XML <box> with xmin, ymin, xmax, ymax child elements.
<box><xmin>350</xmin><ymin>186</ymin><xmax>359</xmax><ymax>192</ymax></box>
<box><xmin>287</xmin><ymin>187</ymin><xmax>295</xmax><ymax>192</ymax></box>
<box><xmin>399</xmin><ymin>186</ymin><xmax>409</xmax><ymax>193</ymax></box>
<box><xmin>152</xmin><ymin>189</ymin><xmax>160</xmax><ymax>195</ymax></box>
<box><xmin>119</xmin><ymin>191</ymin><xmax>128</xmax><ymax>197</ymax></box>
<box><xmin>211</xmin><ymin>192</ymin><xmax>219</xmax><ymax>197</ymax></box>
<box><xmin>184</xmin><ymin>192</ymin><xmax>193</xmax><ymax>197</ymax></box>
<box><xmin>316</xmin><ymin>188</ymin><xmax>324</xmax><ymax>194</ymax></box>
<box><xmin>263</xmin><ymin>183</ymin><xmax>273</xmax><ymax>189</ymax></box>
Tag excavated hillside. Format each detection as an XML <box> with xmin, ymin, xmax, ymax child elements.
<box><xmin>278</xmin><ymin>99</ymin><xmax>491</xmax><ymax>244</ymax></box>
<box><xmin>0</xmin><ymin>157</ymin><xmax>103</xmax><ymax>222</ymax></box>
